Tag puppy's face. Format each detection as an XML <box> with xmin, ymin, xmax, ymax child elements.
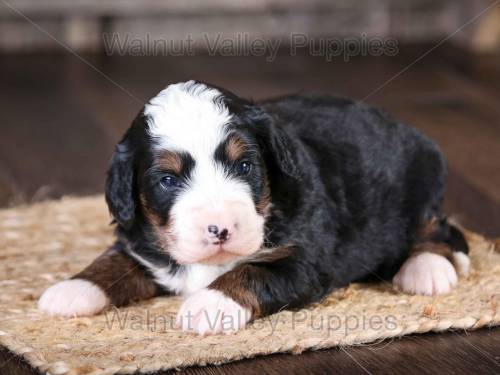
<box><xmin>108</xmin><ymin>82</ymin><xmax>272</xmax><ymax>265</ymax></box>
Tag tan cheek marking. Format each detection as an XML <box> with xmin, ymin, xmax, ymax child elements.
<box><xmin>154</xmin><ymin>220</ymin><xmax>177</xmax><ymax>256</ymax></box>
<box><xmin>140</xmin><ymin>150</ymin><xmax>182</xmax><ymax>240</ymax></box>
<box><xmin>139</xmin><ymin>194</ymin><xmax>176</xmax><ymax>251</ymax></box>
<box><xmin>256</xmin><ymin>174</ymin><xmax>272</xmax><ymax>217</ymax></box>
<box><xmin>226</xmin><ymin>136</ymin><xmax>248</xmax><ymax>162</ymax></box>
<box><xmin>140</xmin><ymin>194</ymin><xmax>162</xmax><ymax>226</ymax></box>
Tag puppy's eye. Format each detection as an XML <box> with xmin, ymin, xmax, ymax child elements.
<box><xmin>160</xmin><ymin>175</ymin><xmax>181</xmax><ymax>189</ymax></box>
<box><xmin>236</xmin><ymin>161</ymin><xmax>252</xmax><ymax>175</ymax></box>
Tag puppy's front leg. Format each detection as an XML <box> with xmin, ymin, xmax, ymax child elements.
<box><xmin>38</xmin><ymin>246</ymin><xmax>161</xmax><ymax>317</ymax></box>
<box><xmin>177</xmin><ymin>252</ymin><xmax>324</xmax><ymax>335</ymax></box>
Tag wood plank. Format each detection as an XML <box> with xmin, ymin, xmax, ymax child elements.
<box><xmin>179</xmin><ymin>327</ymin><xmax>500</xmax><ymax>375</ymax></box>
<box><xmin>0</xmin><ymin>54</ymin><xmax>117</xmax><ymax>204</ymax></box>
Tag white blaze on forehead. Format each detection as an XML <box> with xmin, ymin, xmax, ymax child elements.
<box><xmin>144</xmin><ymin>81</ymin><xmax>232</xmax><ymax>156</ymax></box>
<box><xmin>144</xmin><ymin>80</ymin><xmax>250</xmax><ymax>208</ymax></box>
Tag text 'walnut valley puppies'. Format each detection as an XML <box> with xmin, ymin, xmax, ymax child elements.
<box><xmin>39</xmin><ymin>81</ymin><xmax>470</xmax><ymax>335</ymax></box>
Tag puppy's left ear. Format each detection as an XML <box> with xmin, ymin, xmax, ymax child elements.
<box><xmin>105</xmin><ymin>139</ymin><xmax>136</xmax><ymax>230</ymax></box>
<box><xmin>247</xmin><ymin>106</ymin><xmax>301</xmax><ymax>180</ymax></box>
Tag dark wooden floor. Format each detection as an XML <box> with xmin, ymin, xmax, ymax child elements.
<box><xmin>0</xmin><ymin>44</ymin><xmax>499</xmax><ymax>374</ymax></box>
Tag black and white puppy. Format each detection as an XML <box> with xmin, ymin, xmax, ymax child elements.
<box><xmin>39</xmin><ymin>81</ymin><xmax>470</xmax><ymax>334</ymax></box>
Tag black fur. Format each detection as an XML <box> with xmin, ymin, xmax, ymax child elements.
<box><xmin>105</xmin><ymin>85</ymin><xmax>468</xmax><ymax>317</ymax></box>
<box><xmin>105</xmin><ymin>141</ymin><xmax>136</xmax><ymax>230</ymax></box>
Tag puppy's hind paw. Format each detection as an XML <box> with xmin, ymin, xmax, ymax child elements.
<box><xmin>452</xmin><ymin>252</ymin><xmax>470</xmax><ymax>277</ymax></box>
<box><xmin>38</xmin><ymin>279</ymin><xmax>109</xmax><ymax>317</ymax></box>
<box><xmin>393</xmin><ymin>252</ymin><xmax>458</xmax><ymax>296</ymax></box>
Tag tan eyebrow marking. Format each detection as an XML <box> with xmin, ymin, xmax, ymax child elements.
<box><xmin>157</xmin><ymin>150</ymin><xmax>183</xmax><ymax>174</ymax></box>
<box><xmin>226</xmin><ymin>135</ymin><xmax>248</xmax><ymax>161</ymax></box>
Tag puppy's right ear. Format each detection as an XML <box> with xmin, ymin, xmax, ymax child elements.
<box><xmin>105</xmin><ymin>140</ymin><xmax>136</xmax><ymax>230</ymax></box>
<box><xmin>246</xmin><ymin>105</ymin><xmax>301</xmax><ymax>180</ymax></box>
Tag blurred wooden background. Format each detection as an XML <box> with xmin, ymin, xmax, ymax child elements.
<box><xmin>1</xmin><ymin>45</ymin><xmax>499</xmax><ymax>237</ymax></box>
<box><xmin>1</xmin><ymin>0</ymin><xmax>500</xmax><ymax>53</ymax></box>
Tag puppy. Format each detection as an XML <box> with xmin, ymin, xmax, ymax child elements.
<box><xmin>39</xmin><ymin>81</ymin><xmax>470</xmax><ymax>334</ymax></box>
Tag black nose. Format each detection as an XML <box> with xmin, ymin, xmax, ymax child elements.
<box><xmin>207</xmin><ymin>225</ymin><xmax>229</xmax><ymax>242</ymax></box>
<box><xmin>218</xmin><ymin>228</ymin><xmax>229</xmax><ymax>241</ymax></box>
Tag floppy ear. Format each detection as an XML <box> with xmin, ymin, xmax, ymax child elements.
<box><xmin>247</xmin><ymin>106</ymin><xmax>301</xmax><ymax>180</ymax></box>
<box><xmin>105</xmin><ymin>140</ymin><xmax>136</xmax><ymax>230</ymax></box>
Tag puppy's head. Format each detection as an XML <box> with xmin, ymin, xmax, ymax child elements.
<box><xmin>106</xmin><ymin>81</ymin><xmax>297</xmax><ymax>265</ymax></box>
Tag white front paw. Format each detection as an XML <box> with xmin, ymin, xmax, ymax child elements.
<box><xmin>393</xmin><ymin>252</ymin><xmax>458</xmax><ymax>296</ymax></box>
<box><xmin>38</xmin><ymin>279</ymin><xmax>109</xmax><ymax>317</ymax></box>
<box><xmin>177</xmin><ymin>289</ymin><xmax>251</xmax><ymax>335</ymax></box>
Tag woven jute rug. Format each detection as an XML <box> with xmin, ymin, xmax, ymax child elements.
<box><xmin>0</xmin><ymin>196</ymin><xmax>499</xmax><ymax>375</ymax></box>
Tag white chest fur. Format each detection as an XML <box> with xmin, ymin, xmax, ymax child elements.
<box><xmin>126</xmin><ymin>250</ymin><xmax>235</xmax><ymax>295</ymax></box>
